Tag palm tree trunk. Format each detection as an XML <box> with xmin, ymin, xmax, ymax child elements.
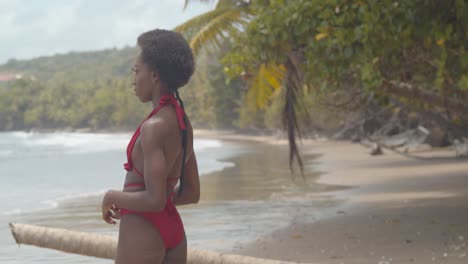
<box><xmin>9</xmin><ymin>223</ymin><xmax>308</xmax><ymax>264</ymax></box>
<box><xmin>9</xmin><ymin>223</ymin><xmax>117</xmax><ymax>259</ymax></box>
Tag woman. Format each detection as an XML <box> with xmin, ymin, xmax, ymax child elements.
<box><xmin>101</xmin><ymin>29</ymin><xmax>200</xmax><ymax>264</ymax></box>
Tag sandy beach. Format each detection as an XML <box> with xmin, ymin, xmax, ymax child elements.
<box><xmin>3</xmin><ymin>130</ymin><xmax>467</xmax><ymax>263</ymax></box>
<box><xmin>195</xmin><ymin>131</ymin><xmax>468</xmax><ymax>264</ymax></box>
<box><xmin>1</xmin><ymin>130</ymin><xmax>337</xmax><ymax>263</ymax></box>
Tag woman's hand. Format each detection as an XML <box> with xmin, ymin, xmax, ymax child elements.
<box><xmin>102</xmin><ymin>190</ymin><xmax>120</xmax><ymax>225</ymax></box>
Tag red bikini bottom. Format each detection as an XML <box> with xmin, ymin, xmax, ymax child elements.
<box><xmin>120</xmin><ymin>200</ymin><xmax>185</xmax><ymax>249</ymax></box>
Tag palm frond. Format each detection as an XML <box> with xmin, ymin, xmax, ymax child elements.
<box><xmin>283</xmin><ymin>53</ymin><xmax>306</xmax><ymax>176</ymax></box>
<box><xmin>188</xmin><ymin>7</ymin><xmax>248</xmax><ymax>55</ymax></box>
<box><xmin>246</xmin><ymin>63</ymin><xmax>286</xmax><ymax>109</ymax></box>
<box><xmin>174</xmin><ymin>8</ymin><xmax>232</xmax><ymax>39</ymax></box>
<box><xmin>216</xmin><ymin>0</ymin><xmax>246</xmax><ymax>9</ymax></box>
<box><xmin>183</xmin><ymin>0</ymin><xmax>214</xmax><ymax>10</ymax></box>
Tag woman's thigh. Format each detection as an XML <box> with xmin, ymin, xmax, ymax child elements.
<box><xmin>115</xmin><ymin>214</ymin><xmax>165</xmax><ymax>264</ymax></box>
<box><xmin>163</xmin><ymin>235</ymin><xmax>187</xmax><ymax>264</ymax></box>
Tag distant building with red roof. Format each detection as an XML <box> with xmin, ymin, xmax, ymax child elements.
<box><xmin>0</xmin><ymin>73</ymin><xmax>22</xmax><ymax>82</ymax></box>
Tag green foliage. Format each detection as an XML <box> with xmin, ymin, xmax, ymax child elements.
<box><xmin>1</xmin><ymin>47</ymin><xmax>138</xmax><ymax>84</ymax></box>
<box><xmin>176</xmin><ymin>1</ymin><xmax>251</xmax><ymax>55</ymax></box>
<box><xmin>2</xmin><ymin>0</ymin><xmax>466</xmax><ymax>133</ymax></box>
<box><xmin>182</xmin><ymin>48</ymin><xmax>242</xmax><ymax>128</ymax></box>
<box><xmin>0</xmin><ymin>76</ymin><xmax>149</xmax><ymax>131</ymax></box>
<box><xmin>221</xmin><ymin>0</ymin><xmax>467</xmax><ymax>130</ymax></box>
<box><xmin>0</xmin><ymin>47</ymin><xmax>154</xmax><ymax>131</ymax></box>
<box><xmin>225</xmin><ymin>0</ymin><xmax>466</xmax><ymax>98</ymax></box>
<box><xmin>0</xmin><ymin>43</ymin><xmax>242</xmax><ymax>131</ymax></box>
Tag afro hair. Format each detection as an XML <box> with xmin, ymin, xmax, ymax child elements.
<box><xmin>137</xmin><ymin>29</ymin><xmax>195</xmax><ymax>91</ymax></box>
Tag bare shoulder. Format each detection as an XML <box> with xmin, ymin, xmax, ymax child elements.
<box><xmin>158</xmin><ymin>105</ymin><xmax>193</xmax><ymax>137</ymax></box>
<box><xmin>140</xmin><ymin>115</ymin><xmax>170</xmax><ymax>147</ymax></box>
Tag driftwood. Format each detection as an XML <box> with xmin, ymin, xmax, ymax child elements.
<box><xmin>361</xmin><ymin>126</ymin><xmax>431</xmax><ymax>156</ymax></box>
<box><xmin>370</xmin><ymin>143</ymin><xmax>383</xmax><ymax>156</ymax></box>
<box><xmin>9</xmin><ymin>223</ymin><xmax>310</xmax><ymax>264</ymax></box>
<box><xmin>378</xmin><ymin>126</ymin><xmax>430</xmax><ymax>150</ymax></box>
<box><xmin>454</xmin><ymin>138</ymin><xmax>468</xmax><ymax>158</ymax></box>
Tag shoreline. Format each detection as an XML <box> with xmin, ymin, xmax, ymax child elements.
<box><xmin>194</xmin><ymin>129</ymin><xmax>468</xmax><ymax>263</ymax></box>
<box><xmin>1</xmin><ymin>131</ymin><xmax>335</xmax><ymax>264</ymax></box>
<box><xmin>4</xmin><ymin>129</ymin><xmax>468</xmax><ymax>263</ymax></box>
<box><xmin>207</xmin><ymin>134</ymin><xmax>467</xmax><ymax>263</ymax></box>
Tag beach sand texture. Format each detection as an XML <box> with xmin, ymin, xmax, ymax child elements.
<box><xmin>1</xmin><ymin>131</ymin><xmax>336</xmax><ymax>263</ymax></box>
<box><xmin>223</xmin><ymin>137</ymin><xmax>468</xmax><ymax>264</ymax></box>
<box><xmin>4</xmin><ymin>130</ymin><xmax>468</xmax><ymax>264</ymax></box>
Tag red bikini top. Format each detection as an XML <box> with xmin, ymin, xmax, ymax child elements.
<box><xmin>123</xmin><ymin>94</ymin><xmax>186</xmax><ymax>178</ymax></box>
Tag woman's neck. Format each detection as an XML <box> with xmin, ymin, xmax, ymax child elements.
<box><xmin>152</xmin><ymin>90</ymin><xmax>172</xmax><ymax>108</ymax></box>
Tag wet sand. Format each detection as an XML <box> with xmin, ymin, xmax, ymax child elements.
<box><xmin>195</xmin><ymin>131</ymin><xmax>468</xmax><ymax>264</ymax></box>
<box><xmin>2</xmin><ymin>132</ymin><xmax>343</xmax><ymax>263</ymax></box>
<box><xmin>5</xmin><ymin>130</ymin><xmax>467</xmax><ymax>263</ymax></box>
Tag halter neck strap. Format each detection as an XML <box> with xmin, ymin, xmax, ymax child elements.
<box><xmin>123</xmin><ymin>94</ymin><xmax>186</xmax><ymax>172</ymax></box>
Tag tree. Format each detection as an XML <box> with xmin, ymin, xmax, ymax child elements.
<box><xmin>179</xmin><ymin>0</ymin><xmax>468</xmax><ymax>172</ymax></box>
<box><xmin>178</xmin><ymin>0</ymin><xmax>307</xmax><ymax>173</ymax></box>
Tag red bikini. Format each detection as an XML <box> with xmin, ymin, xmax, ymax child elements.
<box><xmin>120</xmin><ymin>94</ymin><xmax>186</xmax><ymax>250</ymax></box>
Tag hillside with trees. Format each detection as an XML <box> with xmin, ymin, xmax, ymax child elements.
<box><xmin>0</xmin><ymin>46</ymin><xmax>243</xmax><ymax>131</ymax></box>
<box><xmin>1</xmin><ymin>0</ymin><xmax>466</xmax><ymax>163</ymax></box>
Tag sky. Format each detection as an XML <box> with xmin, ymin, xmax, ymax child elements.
<box><xmin>0</xmin><ymin>0</ymin><xmax>215</xmax><ymax>64</ymax></box>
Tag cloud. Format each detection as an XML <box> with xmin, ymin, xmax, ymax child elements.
<box><xmin>0</xmin><ymin>0</ymin><xmax>214</xmax><ymax>64</ymax></box>
<box><xmin>40</xmin><ymin>2</ymin><xmax>80</xmax><ymax>36</ymax></box>
<box><xmin>0</xmin><ymin>0</ymin><xmax>21</xmax><ymax>39</ymax></box>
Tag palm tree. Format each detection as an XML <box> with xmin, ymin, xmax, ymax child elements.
<box><xmin>177</xmin><ymin>0</ymin><xmax>252</xmax><ymax>55</ymax></box>
<box><xmin>176</xmin><ymin>0</ymin><xmax>306</xmax><ymax>174</ymax></box>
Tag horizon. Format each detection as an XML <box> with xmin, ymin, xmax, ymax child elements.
<box><xmin>0</xmin><ymin>0</ymin><xmax>215</xmax><ymax>64</ymax></box>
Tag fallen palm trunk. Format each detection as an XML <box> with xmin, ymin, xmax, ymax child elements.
<box><xmin>9</xmin><ymin>223</ymin><xmax>117</xmax><ymax>259</ymax></box>
<box><xmin>9</xmin><ymin>223</ymin><xmax>308</xmax><ymax>264</ymax></box>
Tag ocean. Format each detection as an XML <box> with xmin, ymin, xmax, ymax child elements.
<box><xmin>0</xmin><ymin>131</ymin><xmax>344</xmax><ymax>263</ymax></box>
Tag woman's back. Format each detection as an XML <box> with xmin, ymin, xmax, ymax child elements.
<box><xmin>124</xmin><ymin>104</ymin><xmax>194</xmax><ymax>196</ymax></box>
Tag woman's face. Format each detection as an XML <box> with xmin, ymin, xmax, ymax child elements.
<box><xmin>132</xmin><ymin>53</ymin><xmax>154</xmax><ymax>102</ymax></box>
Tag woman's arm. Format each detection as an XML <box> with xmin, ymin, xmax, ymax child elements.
<box><xmin>172</xmin><ymin>150</ymin><xmax>200</xmax><ymax>206</ymax></box>
<box><xmin>102</xmin><ymin>120</ymin><xmax>169</xmax><ymax>223</ymax></box>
